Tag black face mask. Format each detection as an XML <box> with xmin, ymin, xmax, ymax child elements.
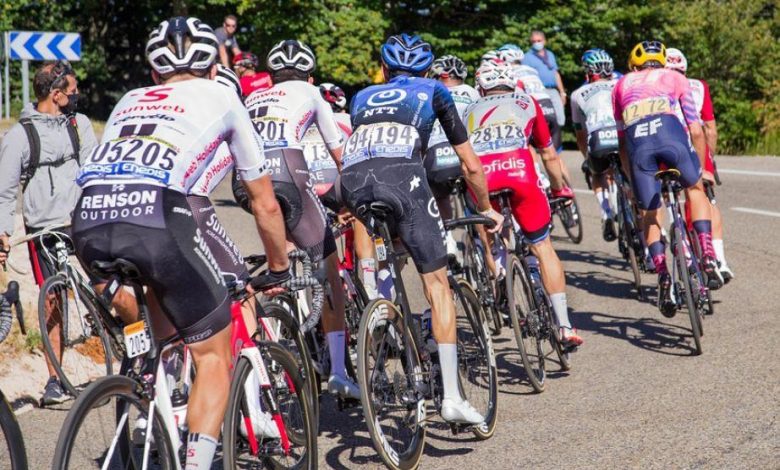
<box><xmin>61</xmin><ymin>93</ymin><xmax>79</xmax><ymax>114</ymax></box>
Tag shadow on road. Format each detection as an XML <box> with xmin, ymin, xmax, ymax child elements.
<box><xmin>558</xmin><ymin>249</ymin><xmax>652</xmax><ymax>303</ymax></box>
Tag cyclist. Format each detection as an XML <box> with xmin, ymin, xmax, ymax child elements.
<box><xmin>232</xmin><ymin>51</ymin><xmax>273</xmax><ymax>97</ymax></box>
<box><xmin>465</xmin><ymin>59</ymin><xmax>583</xmax><ymax>347</ymax></box>
<box><xmin>665</xmin><ymin>47</ymin><xmax>734</xmax><ymax>283</ymax></box>
<box><xmin>424</xmin><ymin>54</ymin><xmax>480</xmax><ymax>262</ymax></box>
<box><xmin>613</xmin><ymin>41</ymin><xmax>722</xmax><ymax>317</ymax></box>
<box><xmin>571</xmin><ymin>49</ymin><xmax>621</xmax><ymax>242</ymax></box>
<box><xmin>71</xmin><ymin>17</ymin><xmax>290</xmax><ymax>469</ymax></box>
<box><xmin>238</xmin><ymin>40</ymin><xmax>361</xmax><ymax>400</ymax></box>
<box><xmin>341</xmin><ymin>34</ymin><xmax>503</xmax><ymax>424</ymax></box>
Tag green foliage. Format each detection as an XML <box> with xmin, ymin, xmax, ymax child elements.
<box><xmin>0</xmin><ymin>0</ymin><xmax>777</xmax><ymax>153</ymax></box>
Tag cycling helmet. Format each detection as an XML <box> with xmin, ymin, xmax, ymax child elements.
<box><xmin>429</xmin><ymin>55</ymin><xmax>468</xmax><ymax>80</ymax></box>
<box><xmin>146</xmin><ymin>17</ymin><xmax>218</xmax><ymax>76</ymax></box>
<box><xmin>628</xmin><ymin>40</ymin><xmax>666</xmax><ymax>69</ymax></box>
<box><xmin>215</xmin><ymin>63</ymin><xmax>242</xmax><ymax>98</ymax></box>
<box><xmin>480</xmin><ymin>50</ymin><xmax>500</xmax><ymax>64</ymax></box>
<box><xmin>582</xmin><ymin>48</ymin><xmax>614</xmax><ymax>77</ymax></box>
<box><xmin>498</xmin><ymin>48</ymin><xmax>524</xmax><ymax>65</ymax></box>
<box><xmin>665</xmin><ymin>48</ymin><xmax>688</xmax><ymax>74</ymax></box>
<box><xmin>266</xmin><ymin>40</ymin><xmax>316</xmax><ymax>73</ymax></box>
<box><xmin>233</xmin><ymin>51</ymin><xmax>259</xmax><ymax>70</ymax></box>
<box><xmin>476</xmin><ymin>60</ymin><xmax>515</xmax><ymax>91</ymax></box>
<box><xmin>319</xmin><ymin>82</ymin><xmax>347</xmax><ymax>111</ymax></box>
<box><xmin>499</xmin><ymin>43</ymin><xmax>523</xmax><ymax>52</ymax></box>
<box><xmin>380</xmin><ymin>34</ymin><xmax>434</xmax><ymax>74</ymax></box>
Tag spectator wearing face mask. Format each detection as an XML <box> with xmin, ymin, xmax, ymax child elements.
<box><xmin>524</xmin><ymin>30</ymin><xmax>568</xmax><ymax>129</ymax></box>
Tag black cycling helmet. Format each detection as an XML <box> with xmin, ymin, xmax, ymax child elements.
<box><xmin>215</xmin><ymin>64</ymin><xmax>242</xmax><ymax>98</ymax></box>
<box><xmin>146</xmin><ymin>16</ymin><xmax>218</xmax><ymax>76</ymax></box>
<box><xmin>266</xmin><ymin>40</ymin><xmax>316</xmax><ymax>73</ymax></box>
<box><xmin>429</xmin><ymin>55</ymin><xmax>468</xmax><ymax>80</ymax></box>
<box><xmin>319</xmin><ymin>83</ymin><xmax>347</xmax><ymax>112</ymax></box>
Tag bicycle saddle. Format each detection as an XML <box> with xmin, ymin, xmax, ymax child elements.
<box><xmin>654</xmin><ymin>168</ymin><xmax>681</xmax><ymax>182</ymax></box>
<box><xmin>356</xmin><ymin>201</ymin><xmax>394</xmax><ymax>220</ymax></box>
<box><xmin>489</xmin><ymin>188</ymin><xmax>514</xmax><ymax>199</ymax></box>
<box><xmin>90</xmin><ymin>258</ymin><xmax>143</xmax><ymax>282</ymax></box>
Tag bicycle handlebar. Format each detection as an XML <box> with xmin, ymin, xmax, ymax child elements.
<box><xmin>443</xmin><ymin>215</ymin><xmax>497</xmax><ymax>231</ymax></box>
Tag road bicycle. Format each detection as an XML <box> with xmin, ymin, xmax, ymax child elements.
<box><xmin>0</xmin><ymin>285</ymin><xmax>28</xmax><ymax>470</ymax></box>
<box><xmin>0</xmin><ymin>281</ymin><xmax>23</xmax><ymax>344</ymax></box>
<box><xmin>356</xmin><ymin>201</ymin><xmax>498</xmax><ymax>470</ymax></box>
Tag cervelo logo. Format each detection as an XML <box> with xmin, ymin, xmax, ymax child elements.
<box><xmin>367</xmin><ymin>89</ymin><xmax>407</xmax><ymax>106</ymax></box>
<box><xmin>483</xmin><ymin>157</ymin><xmax>526</xmax><ymax>174</ymax></box>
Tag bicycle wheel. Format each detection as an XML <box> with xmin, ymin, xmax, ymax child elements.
<box><xmin>453</xmin><ymin>280</ymin><xmax>498</xmax><ymax>440</ymax></box>
<box><xmin>0</xmin><ymin>390</ymin><xmax>27</xmax><ymax>470</ymax></box>
<box><xmin>262</xmin><ymin>300</ymin><xmax>320</xmax><ymax>429</ymax></box>
<box><xmin>345</xmin><ymin>270</ymin><xmax>368</xmax><ymax>367</ymax></box>
<box><xmin>506</xmin><ymin>256</ymin><xmax>546</xmax><ymax>393</ymax></box>
<box><xmin>462</xmin><ymin>233</ymin><xmax>502</xmax><ymax>335</ymax></box>
<box><xmin>557</xmin><ymin>177</ymin><xmax>584</xmax><ymax>244</ymax></box>
<box><xmin>223</xmin><ymin>341</ymin><xmax>316</xmax><ymax>470</ymax></box>
<box><xmin>357</xmin><ymin>299</ymin><xmax>426</xmax><ymax>470</ymax></box>
<box><xmin>618</xmin><ymin>196</ymin><xmax>643</xmax><ymax>299</ymax></box>
<box><xmin>674</xmin><ymin>227</ymin><xmax>703</xmax><ymax>355</ymax></box>
<box><xmin>38</xmin><ymin>274</ymin><xmax>113</xmax><ymax>398</ymax></box>
<box><xmin>52</xmin><ymin>375</ymin><xmax>177</xmax><ymax>469</ymax></box>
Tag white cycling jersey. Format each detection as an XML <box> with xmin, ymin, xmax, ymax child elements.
<box><xmin>570</xmin><ymin>78</ymin><xmax>619</xmax><ymax>134</ymax></box>
<box><xmin>302</xmin><ymin>112</ymin><xmax>351</xmax><ymax>182</ymax></box>
<box><xmin>428</xmin><ymin>83</ymin><xmax>480</xmax><ymax>147</ymax></box>
<box><xmin>244</xmin><ymin>80</ymin><xmax>344</xmax><ymax>151</ymax></box>
<box><xmin>512</xmin><ymin>65</ymin><xmax>547</xmax><ymax>99</ymax></box>
<box><xmin>78</xmin><ymin>78</ymin><xmax>267</xmax><ymax>193</ymax></box>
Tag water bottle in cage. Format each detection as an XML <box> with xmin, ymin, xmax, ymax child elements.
<box><xmin>416</xmin><ymin>308</ymin><xmax>436</xmax><ymax>354</ymax></box>
<box><xmin>527</xmin><ymin>255</ymin><xmax>541</xmax><ymax>286</ymax></box>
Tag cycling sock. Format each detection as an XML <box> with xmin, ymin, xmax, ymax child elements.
<box><xmin>712</xmin><ymin>239</ymin><xmax>728</xmax><ymax>267</ymax></box>
<box><xmin>185</xmin><ymin>432</ymin><xmax>218</xmax><ymax>470</ymax></box>
<box><xmin>549</xmin><ymin>292</ymin><xmax>571</xmax><ymax>329</ymax></box>
<box><xmin>359</xmin><ymin>258</ymin><xmax>377</xmax><ymax>292</ymax></box>
<box><xmin>445</xmin><ymin>232</ymin><xmax>458</xmax><ymax>256</ymax></box>
<box><xmin>377</xmin><ymin>268</ymin><xmax>395</xmax><ymax>300</ymax></box>
<box><xmin>327</xmin><ymin>330</ymin><xmax>347</xmax><ymax>379</ymax></box>
<box><xmin>649</xmin><ymin>241</ymin><xmax>668</xmax><ymax>275</ymax></box>
<box><xmin>692</xmin><ymin>220</ymin><xmax>715</xmax><ymax>258</ymax></box>
<box><xmin>438</xmin><ymin>343</ymin><xmax>461</xmax><ymax>400</ymax></box>
<box><xmin>596</xmin><ymin>190</ymin><xmax>610</xmax><ymax>220</ymax></box>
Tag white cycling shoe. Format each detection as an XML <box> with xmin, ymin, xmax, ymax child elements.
<box><xmin>327</xmin><ymin>375</ymin><xmax>360</xmax><ymax>400</ymax></box>
<box><xmin>440</xmin><ymin>397</ymin><xmax>485</xmax><ymax>425</ymax></box>
<box><xmin>240</xmin><ymin>408</ymin><xmax>280</xmax><ymax>440</ymax></box>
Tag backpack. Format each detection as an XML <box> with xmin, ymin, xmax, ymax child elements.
<box><xmin>18</xmin><ymin>116</ymin><xmax>80</xmax><ymax>192</ymax></box>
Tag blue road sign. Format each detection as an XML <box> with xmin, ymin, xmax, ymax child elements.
<box><xmin>8</xmin><ymin>31</ymin><xmax>81</xmax><ymax>61</ymax></box>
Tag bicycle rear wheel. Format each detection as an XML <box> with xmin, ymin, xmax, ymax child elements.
<box><xmin>453</xmin><ymin>280</ymin><xmax>498</xmax><ymax>440</ymax></box>
<box><xmin>618</xmin><ymin>196</ymin><xmax>643</xmax><ymax>299</ymax></box>
<box><xmin>674</xmin><ymin>227</ymin><xmax>703</xmax><ymax>355</ymax></box>
<box><xmin>223</xmin><ymin>341</ymin><xmax>316</xmax><ymax>469</ymax></box>
<box><xmin>0</xmin><ymin>390</ymin><xmax>27</xmax><ymax>470</ymax></box>
<box><xmin>462</xmin><ymin>232</ymin><xmax>502</xmax><ymax>335</ymax></box>
<box><xmin>52</xmin><ymin>375</ymin><xmax>177</xmax><ymax>469</ymax></box>
<box><xmin>38</xmin><ymin>274</ymin><xmax>113</xmax><ymax>398</ymax></box>
<box><xmin>557</xmin><ymin>177</ymin><xmax>584</xmax><ymax>244</ymax></box>
<box><xmin>507</xmin><ymin>256</ymin><xmax>546</xmax><ymax>393</ymax></box>
<box><xmin>357</xmin><ymin>299</ymin><xmax>426</xmax><ymax>470</ymax></box>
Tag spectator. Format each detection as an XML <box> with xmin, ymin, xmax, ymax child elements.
<box><xmin>524</xmin><ymin>30</ymin><xmax>568</xmax><ymax>128</ymax></box>
<box><xmin>233</xmin><ymin>52</ymin><xmax>273</xmax><ymax>97</ymax></box>
<box><xmin>215</xmin><ymin>14</ymin><xmax>241</xmax><ymax>67</ymax></box>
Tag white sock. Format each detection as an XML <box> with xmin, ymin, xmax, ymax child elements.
<box><xmin>327</xmin><ymin>331</ymin><xmax>347</xmax><ymax>379</ymax></box>
<box><xmin>445</xmin><ymin>232</ymin><xmax>458</xmax><ymax>256</ymax></box>
<box><xmin>608</xmin><ymin>182</ymin><xmax>618</xmax><ymax>217</ymax></box>
<box><xmin>596</xmin><ymin>190</ymin><xmax>610</xmax><ymax>220</ymax></box>
<box><xmin>185</xmin><ymin>432</ymin><xmax>218</xmax><ymax>470</ymax></box>
<box><xmin>549</xmin><ymin>293</ymin><xmax>571</xmax><ymax>329</ymax></box>
<box><xmin>244</xmin><ymin>366</ymin><xmax>263</xmax><ymax>416</ymax></box>
<box><xmin>712</xmin><ymin>239</ymin><xmax>728</xmax><ymax>267</ymax></box>
<box><xmin>438</xmin><ymin>343</ymin><xmax>461</xmax><ymax>401</ymax></box>
<box><xmin>359</xmin><ymin>258</ymin><xmax>377</xmax><ymax>290</ymax></box>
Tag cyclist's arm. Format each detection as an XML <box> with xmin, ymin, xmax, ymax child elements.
<box><xmin>612</xmin><ymin>83</ymin><xmax>632</xmax><ymax>181</ymax></box>
<box><xmin>530</xmin><ymin>97</ymin><xmax>565</xmax><ymax>190</ymax></box>
<box><xmin>700</xmin><ymin>80</ymin><xmax>718</xmax><ymax>154</ymax></box>
<box><xmin>219</xmin><ymin>44</ymin><xmax>229</xmax><ymax>68</ymax></box>
<box><xmin>314</xmin><ymin>91</ymin><xmax>345</xmax><ymax>171</ymax></box>
<box><xmin>242</xmin><ymin>175</ymin><xmax>289</xmax><ymax>272</ymax></box>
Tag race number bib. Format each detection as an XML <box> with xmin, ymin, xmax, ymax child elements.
<box><xmin>622</xmin><ymin>97</ymin><xmax>670</xmax><ymax>126</ymax></box>
<box><xmin>342</xmin><ymin>123</ymin><xmax>419</xmax><ymax>168</ymax></box>
<box><xmin>470</xmin><ymin>122</ymin><xmax>526</xmax><ymax>154</ymax></box>
<box><xmin>79</xmin><ymin>137</ymin><xmax>177</xmax><ymax>185</ymax></box>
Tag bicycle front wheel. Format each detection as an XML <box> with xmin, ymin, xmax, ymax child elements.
<box><xmin>674</xmin><ymin>228</ymin><xmax>703</xmax><ymax>355</ymax></box>
<box><xmin>52</xmin><ymin>375</ymin><xmax>177</xmax><ymax>469</ymax></box>
<box><xmin>38</xmin><ymin>274</ymin><xmax>113</xmax><ymax>398</ymax></box>
<box><xmin>507</xmin><ymin>256</ymin><xmax>546</xmax><ymax>392</ymax></box>
<box><xmin>358</xmin><ymin>299</ymin><xmax>426</xmax><ymax>470</ymax></box>
<box><xmin>0</xmin><ymin>390</ymin><xmax>27</xmax><ymax>470</ymax></box>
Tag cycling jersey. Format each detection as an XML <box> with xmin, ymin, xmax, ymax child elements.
<box><xmin>78</xmin><ymin>78</ymin><xmax>268</xmax><ymax>192</ymax></box>
<box><xmin>342</xmin><ymin>75</ymin><xmax>467</xmax><ymax>273</ymax></box>
<box><xmin>571</xmin><ymin>78</ymin><xmax>619</xmax><ymax>174</ymax></box>
<box><xmin>464</xmin><ymin>91</ymin><xmax>552</xmax><ymax>241</ymax></box>
<box><xmin>688</xmin><ymin>78</ymin><xmax>716</xmax><ymax>173</ymax></box>
<box><xmin>512</xmin><ymin>65</ymin><xmax>561</xmax><ymax>148</ymax></box>
<box><xmin>424</xmin><ymin>83</ymin><xmax>479</xmax><ymax>198</ymax></box>
<box><xmin>240</xmin><ymin>72</ymin><xmax>272</xmax><ymax>97</ymax></box>
<box><xmin>302</xmin><ymin>112</ymin><xmax>351</xmax><ymax>199</ymax></box>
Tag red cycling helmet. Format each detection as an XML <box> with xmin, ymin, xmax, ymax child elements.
<box><xmin>319</xmin><ymin>82</ymin><xmax>347</xmax><ymax>111</ymax></box>
<box><xmin>233</xmin><ymin>52</ymin><xmax>259</xmax><ymax>69</ymax></box>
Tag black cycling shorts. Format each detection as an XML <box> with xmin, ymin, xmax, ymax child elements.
<box><xmin>423</xmin><ymin>142</ymin><xmax>462</xmax><ymax>200</ymax></box>
<box><xmin>72</xmin><ymin>184</ymin><xmax>230</xmax><ymax>345</ymax></box>
<box><xmin>587</xmin><ymin>127</ymin><xmax>619</xmax><ymax>175</ymax></box>
<box><xmin>340</xmin><ymin>158</ymin><xmax>448</xmax><ymax>274</ymax></box>
<box><xmin>187</xmin><ymin>195</ymin><xmax>250</xmax><ymax>284</ymax></box>
<box><xmin>538</xmin><ymin>98</ymin><xmax>562</xmax><ymax>150</ymax></box>
<box><xmin>267</xmin><ymin>148</ymin><xmax>336</xmax><ymax>263</ymax></box>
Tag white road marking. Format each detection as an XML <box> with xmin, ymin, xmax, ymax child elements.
<box><xmin>731</xmin><ymin>207</ymin><xmax>780</xmax><ymax>218</ymax></box>
<box><xmin>718</xmin><ymin>168</ymin><xmax>780</xmax><ymax>177</ymax></box>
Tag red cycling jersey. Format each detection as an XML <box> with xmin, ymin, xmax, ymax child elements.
<box><xmin>240</xmin><ymin>72</ymin><xmax>272</xmax><ymax>97</ymax></box>
<box><xmin>690</xmin><ymin>78</ymin><xmax>716</xmax><ymax>172</ymax></box>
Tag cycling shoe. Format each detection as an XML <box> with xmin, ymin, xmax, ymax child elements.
<box><xmin>441</xmin><ymin>397</ymin><xmax>485</xmax><ymax>425</ymax></box>
<box><xmin>328</xmin><ymin>375</ymin><xmax>360</xmax><ymax>400</ymax></box>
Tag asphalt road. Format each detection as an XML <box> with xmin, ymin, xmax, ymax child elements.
<box><xmin>6</xmin><ymin>152</ymin><xmax>779</xmax><ymax>469</ymax></box>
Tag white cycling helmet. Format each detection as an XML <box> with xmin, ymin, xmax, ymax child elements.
<box><xmin>480</xmin><ymin>49</ymin><xmax>501</xmax><ymax>65</ymax></box>
<box><xmin>146</xmin><ymin>17</ymin><xmax>218</xmax><ymax>76</ymax></box>
<box><xmin>266</xmin><ymin>40</ymin><xmax>316</xmax><ymax>73</ymax></box>
<box><xmin>215</xmin><ymin>63</ymin><xmax>242</xmax><ymax>98</ymax></box>
<box><xmin>665</xmin><ymin>48</ymin><xmax>688</xmax><ymax>73</ymax></box>
<box><xmin>476</xmin><ymin>59</ymin><xmax>515</xmax><ymax>91</ymax></box>
<box><xmin>498</xmin><ymin>48</ymin><xmax>524</xmax><ymax>65</ymax></box>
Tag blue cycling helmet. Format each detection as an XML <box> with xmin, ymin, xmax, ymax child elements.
<box><xmin>582</xmin><ymin>48</ymin><xmax>614</xmax><ymax>77</ymax></box>
<box><xmin>499</xmin><ymin>43</ymin><xmax>522</xmax><ymax>51</ymax></box>
<box><xmin>381</xmin><ymin>34</ymin><xmax>434</xmax><ymax>74</ymax></box>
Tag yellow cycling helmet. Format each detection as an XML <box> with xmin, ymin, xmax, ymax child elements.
<box><xmin>628</xmin><ymin>41</ymin><xmax>666</xmax><ymax>70</ymax></box>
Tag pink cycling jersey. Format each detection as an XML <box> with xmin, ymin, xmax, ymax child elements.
<box><xmin>612</xmin><ymin>67</ymin><xmax>700</xmax><ymax>134</ymax></box>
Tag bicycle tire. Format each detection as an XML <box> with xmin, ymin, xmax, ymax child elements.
<box><xmin>558</xmin><ymin>176</ymin><xmax>584</xmax><ymax>244</ymax></box>
<box><xmin>52</xmin><ymin>375</ymin><xmax>177</xmax><ymax>469</ymax></box>
<box><xmin>38</xmin><ymin>274</ymin><xmax>113</xmax><ymax>398</ymax></box>
<box><xmin>0</xmin><ymin>390</ymin><xmax>27</xmax><ymax>470</ymax></box>
<box><xmin>618</xmin><ymin>193</ymin><xmax>643</xmax><ymax>299</ymax></box>
<box><xmin>223</xmin><ymin>341</ymin><xmax>317</xmax><ymax>470</ymax></box>
<box><xmin>507</xmin><ymin>256</ymin><xmax>546</xmax><ymax>393</ymax></box>
<box><xmin>453</xmin><ymin>280</ymin><xmax>498</xmax><ymax>440</ymax></box>
<box><xmin>462</xmin><ymin>232</ymin><xmax>502</xmax><ymax>335</ymax></box>
<box><xmin>674</xmin><ymin>227</ymin><xmax>703</xmax><ymax>355</ymax></box>
<box><xmin>357</xmin><ymin>298</ymin><xmax>426</xmax><ymax>470</ymax></box>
